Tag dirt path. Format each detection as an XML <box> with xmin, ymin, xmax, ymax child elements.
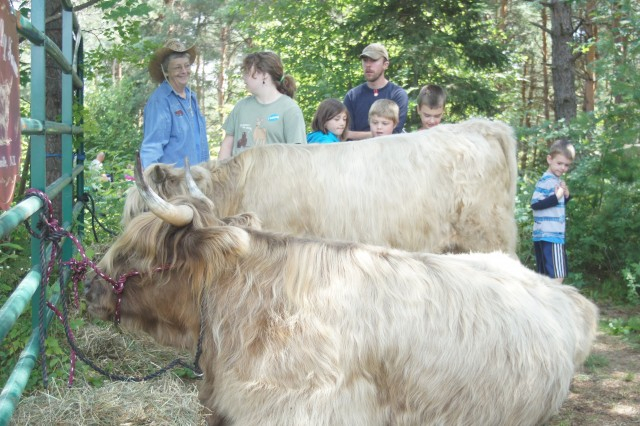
<box><xmin>549</xmin><ymin>306</ymin><xmax>640</xmax><ymax>425</ymax></box>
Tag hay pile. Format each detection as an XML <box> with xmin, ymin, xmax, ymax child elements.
<box><xmin>11</xmin><ymin>322</ymin><xmax>207</xmax><ymax>425</ymax></box>
<box><xmin>12</xmin><ymin>375</ymin><xmax>205</xmax><ymax>425</ymax></box>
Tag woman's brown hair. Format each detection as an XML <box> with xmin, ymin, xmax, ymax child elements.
<box><xmin>242</xmin><ymin>51</ymin><xmax>297</xmax><ymax>99</ymax></box>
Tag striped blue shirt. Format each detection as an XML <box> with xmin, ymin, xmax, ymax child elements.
<box><xmin>531</xmin><ymin>171</ymin><xmax>568</xmax><ymax>243</ymax></box>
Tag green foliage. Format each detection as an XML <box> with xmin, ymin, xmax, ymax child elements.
<box><xmin>232</xmin><ymin>0</ymin><xmax>511</xmax><ymax>130</ymax></box>
<box><xmin>81</xmin><ymin>75</ymin><xmax>144</xmax><ymax>240</ymax></box>
<box><xmin>515</xmin><ymin>175</ymin><xmax>535</xmax><ymax>268</ymax></box>
<box><xmin>82</xmin><ymin>176</ymin><xmax>130</xmax><ymax>246</ymax></box>
<box><xmin>0</xmin><ymin>241</ymin><xmax>24</xmax><ymax>265</ymax></box>
<box><xmin>0</xmin><ymin>226</ymin><xmax>31</xmax><ymax>294</ymax></box>
<box><xmin>83</xmin><ymin>77</ymin><xmax>146</xmax><ymax>168</ymax></box>
<box><xmin>82</xmin><ymin>0</ymin><xmax>154</xmax><ymax>82</ymax></box>
<box><xmin>607</xmin><ymin>316</ymin><xmax>640</xmax><ymax>346</ymax></box>
<box><xmin>0</xmin><ymin>289</ymin><xmax>90</xmax><ymax>394</ymax></box>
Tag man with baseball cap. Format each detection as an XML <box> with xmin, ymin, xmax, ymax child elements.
<box><xmin>343</xmin><ymin>43</ymin><xmax>408</xmax><ymax>140</ymax></box>
<box><xmin>140</xmin><ymin>39</ymin><xmax>210</xmax><ymax>168</ymax></box>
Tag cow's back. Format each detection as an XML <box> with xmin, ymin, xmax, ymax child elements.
<box><xmin>217</xmin><ymin>118</ymin><xmax>517</xmax><ymax>254</ymax></box>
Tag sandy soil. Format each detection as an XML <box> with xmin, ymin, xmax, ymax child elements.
<box><xmin>549</xmin><ymin>305</ymin><xmax>640</xmax><ymax>426</ymax></box>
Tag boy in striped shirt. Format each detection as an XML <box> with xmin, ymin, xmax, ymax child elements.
<box><xmin>531</xmin><ymin>139</ymin><xmax>575</xmax><ymax>283</ymax></box>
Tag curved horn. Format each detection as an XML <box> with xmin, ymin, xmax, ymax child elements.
<box><xmin>183</xmin><ymin>157</ymin><xmax>209</xmax><ymax>201</ymax></box>
<box><xmin>134</xmin><ymin>153</ymin><xmax>194</xmax><ymax>227</ymax></box>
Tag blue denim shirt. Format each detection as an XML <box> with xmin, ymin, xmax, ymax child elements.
<box><xmin>140</xmin><ymin>81</ymin><xmax>209</xmax><ymax>168</ymax></box>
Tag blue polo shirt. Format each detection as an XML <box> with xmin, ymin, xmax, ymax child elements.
<box><xmin>343</xmin><ymin>81</ymin><xmax>408</xmax><ymax>134</ymax></box>
<box><xmin>140</xmin><ymin>81</ymin><xmax>210</xmax><ymax>168</ymax></box>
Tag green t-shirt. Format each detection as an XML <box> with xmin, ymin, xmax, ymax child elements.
<box><xmin>223</xmin><ymin>94</ymin><xmax>307</xmax><ymax>156</ymax></box>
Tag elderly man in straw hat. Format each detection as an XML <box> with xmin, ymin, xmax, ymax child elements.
<box><xmin>343</xmin><ymin>43</ymin><xmax>408</xmax><ymax>140</ymax></box>
<box><xmin>140</xmin><ymin>39</ymin><xmax>209</xmax><ymax>168</ymax></box>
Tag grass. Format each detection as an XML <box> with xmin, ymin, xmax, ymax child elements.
<box><xmin>584</xmin><ymin>353</ymin><xmax>610</xmax><ymax>372</ymax></box>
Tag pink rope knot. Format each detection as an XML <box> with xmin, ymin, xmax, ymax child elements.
<box><xmin>114</xmin><ymin>271</ymin><xmax>140</xmax><ymax>294</ymax></box>
<box><xmin>112</xmin><ymin>271</ymin><xmax>141</xmax><ymax>324</ymax></box>
<box><xmin>45</xmin><ymin>216</ymin><xmax>59</xmax><ymax>229</ymax></box>
<box><xmin>113</xmin><ymin>277</ymin><xmax>126</xmax><ymax>294</ymax></box>
<box><xmin>64</xmin><ymin>258</ymin><xmax>90</xmax><ymax>309</ymax></box>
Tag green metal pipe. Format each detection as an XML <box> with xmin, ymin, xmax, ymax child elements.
<box><xmin>20</xmin><ymin>118</ymin><xmax>83</xmax><ymax>136</ymax></box>
<box><xmin>15</xmin><ymin>13</ymin><xmax>44</xmax><ymax>45</ymax></box>
<box><xmin>0</xmin><ymin>1</ymin><xmax>87</xmax><ymax>424</ymax></box>
<box><xmin>0</xmin><ymin>268</ymin><xmax>41</xmax><ymax>343</ymax></box>
<box><xmin>0</xmin><ymin>196</ymin><xmax>42</xmax><ymax>240</ymax></box>
<box><xmin>16</xmin><ymin>14</ymin><xmax>83</xmax><ymax>89</ymax></box>
<box><xmin>0</xmin><ymin>164</ymin><xmax>84</xmax><ymax>240</ymax></box>
<box><xmin>60</xmin><ymin>0</ymin><xmax>80</xmax><ymax>30</ymax></box>
<box><xmin>45</xmin><ymin>175</ymin><xmax>73</xmax><ymax>200</ymax></box>
<box><xmin>61</xmin><ymin>9</ymin><xmax>75</xmax><ymax>266</ymax></box>
<box><xmin>19</xmin><ymin>118</ymin><xmax>42</xmax><ymax>133</ymax></box>
<box><xmin>71</xmin><ymin>164</ymin><xmax>84</xmax><ymax>179</ymax></box>
<box><xmin>0</xmin><ymin>206</ymin><xmax>80</xmax><ymax>343</ymax></box>
<box><xmin>72</xmin><ymin>200</ymin><xmax>84</xmax><ymax>218</ymax></box>
<box><xmin>0</xmin><ymin>293</ymin><xmax>59</xmax><ymax>426</ymax></box>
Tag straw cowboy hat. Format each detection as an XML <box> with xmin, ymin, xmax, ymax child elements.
<box><xmin>148</xmin><ymin>39</ymin><xmax>197</xmax><ymax>83</ymax></box>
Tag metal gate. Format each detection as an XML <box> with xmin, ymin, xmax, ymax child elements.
<box><xmin>0</xmin><ymin>0</ymin><xmax>85</xmax><ymax>423</ymax></box>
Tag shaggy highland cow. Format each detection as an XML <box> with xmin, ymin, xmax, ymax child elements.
<box><xmin>123</xmin><ymin>118</ymin><xmax>518</xmax><ymax>255</ymax></box>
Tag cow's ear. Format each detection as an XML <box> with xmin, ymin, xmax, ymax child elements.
<box><xmin>150</xmin><ymin>165</ymin><xmax>167</xmax><ymax>184</ymax></box>
<box><xmin>203</xmin><ymin>226</ymin><xmax>251</xmax><ymax>261</ymax></box>
<box><xmin>220</xmin><ymin>212</ymin><xmax>262</xmax><ymax>230</ymax></box>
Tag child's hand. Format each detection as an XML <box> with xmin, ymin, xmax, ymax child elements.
<box><xmin>555</xmin><ymin>185</ymin><xmax>564</xmax><ymax>200</ymax></box>
<box><xmin>559</xmin><ymin>181</ymin><xmax>570</xmax><ymax>198</ymax></box>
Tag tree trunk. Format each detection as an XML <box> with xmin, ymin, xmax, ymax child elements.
<box><xmin>519</xmin><ymin>60</ymin><xmax>528</xmax><ymax>128</ymax></box>
<box><xmin>46</xmin><ymin>0</ymin><xmax>63</xmax><ymax>217</ymax></box>
<box><xmin>582</xmin><ymin>0</ymin><xmax>597</xmax><ymax>112</ymax></box>
<box><xmin>217</xmin><ymin>25</ymin><xmax>229</xmax><ymax>127</ymax></box>
<box><xmin>541</xmin><ymin>6</ymin><xmax>551</xmax><ymax>121</ymax></box>
<box><xmin>519</xmin><ymin>59</ymin><xmax>530</xmax><ymax>171</ymax></box>
<box><xmin>547</xmin><ymin>0</ymin><xmax>577</xmax><ymax>122</ymax></box>
<box><xmin>193</xmin><ymin>13</ymin><xmax>204</xmax><ymax>114</ymax></box>
<box><xmin>112</xmin><ymin>59</ymin><xmax>122</xmax><ymax>82</ymax></box>
<box><xmin>498</xmin><ymin>0</ymin><xmax>508</xmax><ymax>31</ymax></box>
<box><xmin>611</xmin><ymin>2</ymin><xmax>626</xmax><ymax>105</ymax></box>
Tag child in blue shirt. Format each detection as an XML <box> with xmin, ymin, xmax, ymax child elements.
<box><xmin>307</xmin><ymin>99</ymin><xmax>349</xmax><ymax>143</ymax></box>
<box><xmin>531</xmin><ymin>139</ymin><xmax>575</xmax><ymax>283</ymax></box>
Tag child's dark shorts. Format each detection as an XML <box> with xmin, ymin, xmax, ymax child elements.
<box><xmin>534</xmin><ymin>241</ymin><xmax>568</xmax><ymax>279</ymax></box>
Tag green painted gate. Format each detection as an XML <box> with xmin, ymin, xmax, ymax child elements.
<box><xmin>0</xmin><ymin>0</ymin><xmax>85</xmax><ymax>424</ymax></box>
